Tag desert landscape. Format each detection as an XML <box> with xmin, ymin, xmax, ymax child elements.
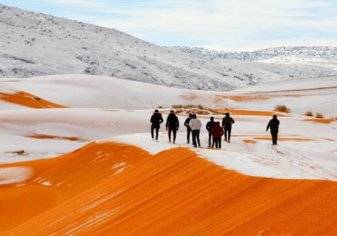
<box><xmin>1</xmin><ymin>73</ymin><xmax>337</xmax><ymax>235</ymax></box>
<box><xmin>1</xmin><ymin>3</ymin><xmax>337</xmax><ymax>235</ymax></box>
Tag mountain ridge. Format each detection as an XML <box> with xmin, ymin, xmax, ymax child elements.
<box><xmin>171</xmin><ymin>46</ymin><xmax>337</xmax><ymax>61</ymax></box>
<box><xmin>1</xmin><ymin>3</ymin><xmax>337</xmax><ymax>91</ymax></box>
<box><xmin>171</xmin><ymin>46</ymin><xmax>337</xmax><ymax>71</ymax></box>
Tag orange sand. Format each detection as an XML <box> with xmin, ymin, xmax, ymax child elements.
<box><xmin>242</xmin><ymin>139</ymin><xmax>257</xmax><ymax>144</ymax></box>
<box><xmin>1</xmin><ymin>142</ymin><xmax>337</xmax><ymax>235</ymax></box>
<box><xmin>228</xmin><ymin>95</ymin><xmax>270</xmax><ymax>102</ymax></box>
<box><xmin>28</xmin><ymin>133</ymin><xmax>87</xmax><ymax>142</ymax></box>
<box><xmin>254</xmin><ymin>85</ymin><xmax>337</xmax><ymax>94</ymax></box>
<box><xmin>304</xmin><ymin>118</ymin><xmax>336</xmax><ymax>124</ymax></box>
<box><xmin>213</xmin><ymin>94</ymin><xmax>300</xmax><ymax>104</ymax></box>
<box><xmin>234</xmin><ymin>134</ymin><xmax>315</xmax><ymax>142</ymax></box>
<box><xmin>0</xmin><ymin>91</ymin><xmax>65</xmax><ymax>108</ymax></box>
<box><xmin>253</xmin><ymin>135</ymin><xmax>315</xmax><ymax>142</ymax></box>
<box><xmin>215</xmin><ymin>108</ymin><xmax>285</xmax><ymax>116</ymax></box>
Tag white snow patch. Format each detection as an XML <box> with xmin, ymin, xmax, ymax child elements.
<box><xmin>112</xmin><ymin>129</ymin><xmax>337</xmax><ymax>181</ymax></box>
<box><xmin>80</xmin><ymin>191</ymin><xmax>122</xmax><ymax>213</ymax></box>
<box><xmin>0</xmin><ymin>167</ymin><xmax>32</xmax><ymax>185</ymax></box>
<box><xmin>113</xmin><ymin>168</ymin><xmax>125</xmax><ymax>176</ymax></box>
<box><xmin>65</xmin><ymin>209</ymin><xmax>119</xmax><ymax>235</ymax></box>
<box><xmin>112</xmin><ymin>162</ymin><xmax>126</xmax><ymax>169</ymax></box>
<box><xmin>41</xmin><ymin>180</ymin><xmax>52</xmax><ymax>186</ymax></box>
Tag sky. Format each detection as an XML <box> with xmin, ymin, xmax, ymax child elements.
<box><xmin>1</xmin><ymin>0</ymin><xmax>337</xmax><ymax>51</ymax></box>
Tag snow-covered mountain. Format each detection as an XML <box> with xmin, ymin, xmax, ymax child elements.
<box><xmin>173</xmin><ymin>46</ymin><xmax>337</xmax><ymax>61</ymax></box>
<box><xmin>1</xmin><ymin>4</ymin><xmax>337</xmax><ymax>91</ymax></box>
<box><xmin>173</xmin><ymin>46</ymin><xmax>337</xmax><ymax>70</ymax></box>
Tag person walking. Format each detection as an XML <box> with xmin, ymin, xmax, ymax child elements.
<box><xmin>222</xmin><ymin>113</ymin><xmax>235</xmax><ymax>143</ymax></box>
<box><xmin>189</xmin><ymin>114</ymin><xmax>202</xmax><ymax>147</ymax></box>
<box><xmin>212</xmin><ymin>122</ymin><xmax>224</xmax><ymax>149</ymax></box>
<box><xmin>166</xmin><ymin>110</ymin><xmax>179</xmax><ymax>144</ymax></box>
<box><xmin>206</xmin><ymin>117</ymin><xmax>215</xmax><ymax>147</ymax></box>
<box><xmin>266</xmin><ymin>115</ymin><xmax>280</xmax><ymax>145</ymax></box>
<box><xmin>184</xmin><ymin>113</ymin><xmax>193</xmax><ymax>144</ymax></box>
<box><xmin>150</xmin><ymin>109</ymin><xmax>163</xmax><ymax>141</ymax></box>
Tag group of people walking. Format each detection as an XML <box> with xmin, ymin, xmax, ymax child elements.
<box><xmin>150</xmin><ymin>109</ymin><xmax>280</xmax><ymax>148</ymax></box>
<box><xmin>204</xmin><ymin>113</ymin><xmax>235</xmax><ymax>149</ymax></box>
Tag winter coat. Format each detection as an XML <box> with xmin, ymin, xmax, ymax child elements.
<box><xmin>212</xmin><ymin>125</ymin><xmax>224</xmax><ymax>138</ymax></box>
<box><xmin>150</xmin><ymin>112</ymin><xmax>163</xmax><ymax>128</ymax></box>
<box><xmin>166</xmin><ymin>113</ymin><xmax>179</xmax><ymax>129</ymax></box>
<box><xmin>184</xmin><ymin>117</ymin><xmax>191</xmax><ymax>129</ymax></box>
<box><xmin>267</xmin><ymin>118</ymin><xmax>280</xmax><ymax>133</ymax></box>
<box><xmin>189</xmin><ymin>118</ymin><xmax>202</xmax><ymax>131</ymax></box>
<box><xmin>206</xmin><ymin>121</ymin><xmax>215</xmax><ymax>133</ymax></box>
<box><xmin>222</xmin><ymin>116</ymin><xmax>235</xmax><ymax>128</ymax></box>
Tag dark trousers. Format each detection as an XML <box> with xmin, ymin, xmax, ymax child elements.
<box><xmin>212</xmin><ymin>138</ymin><xmax>221</xmax><ymax>149</ymax></box>
<box><xmin>224</xmin><ymin>127</ymin><xmax>232</xmax><ymax>142</ymax></box>
<box><xmin>192</xmin><ymin>130</ymin><xmax>200</xmax><ymax>147</ymax></box>
<box><xmin>151</xmin><ymin>126</ymin><xmax>159</xmax><ymax>140</ymax></box>
<box><xmin>186</xmin><ymin>128</ymin><xmax>191</xmax><ymax>143</ymax></box>
<box><xmin>168</xmin><ymin>127</ymin><xmax>177</xmax><ymax>143</ymax></box>
<box><xmin>271</xmin><ymin>131</ymin><xmax>278</xmax><ymax>145</ymax></box>
<box><xmin>208</xmin><ymin>132</ymin><xmax>213</xmax><ymax>147</ymax></box>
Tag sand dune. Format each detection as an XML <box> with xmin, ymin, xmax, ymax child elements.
<box><xmin>27</xmin><ymin>133</ymin><xmax>87</xmax><ymax>142</ymax></box>
<box><xmin>0</xmin><ymin>91</ymin><xmax>65</xmax><ymax>108</ymax></box>
<box><xmin>253</xmin><ymin>135</ymin><xmax>315</xmax><ymax>142</ymax></box>
<box><xmin>304</xmin><ymin>118</ymin><xmax>336</xmax><ymax>124</ymax></box>
<box><xmin>1</xmin><ymin>142</ymin><xmax>337</xmax><ymax>235</ymax></box>
<box><xmin>215</xmin><ymin>108</ymin><xmax>285</xmax><ymax>116</ymax></box>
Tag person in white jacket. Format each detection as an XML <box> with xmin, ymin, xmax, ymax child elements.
<box><xmin>189</xmin><ymin>114</ymin><xmax>202</xmax><ymax>147</ymax></box>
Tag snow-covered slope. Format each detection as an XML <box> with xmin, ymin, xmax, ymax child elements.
<box><xmin>1</xmin><ymin>74</ymin><xmax>337</xmax><ymax>116</ymax></box>
<box><xmin>173</xmin><ymin>46</ymin><xmax>337</xmax><ymax>78</ymax></box>
<box><xmin>227</xmin><ymin>76</ymin><xmax>337</xmax><ymax>117</ymax></box>
<box><xmin>0</xmin><ymin>74</ymin><xmax>336</xmax><ymax>181</ymax></box>
<box><xmin>0</xmin><ymin>4</ymin><xmax>234</xmax><ymax>90</ymax></box>
<box><xmin>0</xmin><ymin>74</ymin><xmax>220</xmax><ymax>109</ymax></box>
<box><xmin>175</xmin><ymin>46</ymin><xmax>337</xmax><ymax>62</ymax></box>
<box><xmin>1</xmin><ymin>3</ymin><xmax>337</xmax><ymax>91</ymax></box>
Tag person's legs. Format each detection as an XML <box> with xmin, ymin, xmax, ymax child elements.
<box><xmin>155</xmin><ymin>127</ymin><xmax>159</xmax><ymax>140</ymax></box>
<box><xmin>219</xmin><ymin>138</ymin><xmax>222</xmax><ymax>149</ymax></box>
<box><xmin>213</xmin><ymin>138</ymin><xmax>218</xmax><ymax>148</ymax></box>
<box><xmin>151</xmin><ymin>125</ymin><xmax>155</xmax><ymax>139</ymax></box>
<box><xmin>212</xmin><ymin>137</ymin><xmax>215</xmax><ymax>148</ymax></box>
<box><xmin>224</xmin><ymin>128</ymin><xmax>227</xmax><ymax>142</ymax></box>
<box><xmin>168</xmin><ymin>128</ymin><xmax>172</xmax><ymax>142</ymax></box>
<box><xmin>187</xmin><ymin>128</ymin><xmax>191</xmax><ymax>143</ymax></box>
<box><xmin>208</xmin><ymin>132</ymin><xmax>212</xmax><ymax>147</ymax></box>
<box><xmin>228</xmin><ymin>127</ymin><xmax>232</xmax><ymax>143</ymax></box>
<box><xmin>196</xmin><ymin>130</ymin><xmax>201</xmax><ymax>147</ymax></box>
<box><xmin>173</xmin><ymin>128</ymin><xmax>177</xmax><ymax>144</ymax></box>
<box><xmin>272</xmin><ymin>131</ymin><xmax>278</xmax><ymax>145</ymax></box>
<box><xmin>192</xmin><ymin>130</ymin><xmax>197</xmax><ymax>147</ymax></box>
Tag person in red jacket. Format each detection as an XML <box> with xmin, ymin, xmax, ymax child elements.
<box><xmin>212</xmin><ymin>122</ymin><xmax>224</xmax><ymax>149</ymax></box>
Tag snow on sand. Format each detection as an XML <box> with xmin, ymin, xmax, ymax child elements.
<box><xmin>0</xmin><ymin>74</ymin><xmax>336</xmax><ymax>181</ymax></box>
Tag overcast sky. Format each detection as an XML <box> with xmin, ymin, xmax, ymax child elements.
<box><xmin>1</xmin><ymin>0</ymin><xmax>337</xmax><ymax>51</ymax></box>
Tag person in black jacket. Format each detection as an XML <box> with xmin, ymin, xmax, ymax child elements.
<box><xmin>222</xmin><ymin>113</ymin><xmax>235</xmax><ymax>143</ymax></box>
<box><xmin>266</xmin><ymin>115</ymin><xmax>280</xmax><ymax>145</ymax></box>
<box><xmin>150</xmin><ymin>109</ymin><xmax>163</xmax><ymax>141</ymax></box>
<box><xmin>206</xmin><ymin>117</ymin><xmax>215</xmax><ymax>147</ymax></box>
<box><xmin>184</xmin><ymin>113</ymin><xmax>193</xmax><ymax>144</ymax></box>
<box><xmin>166</xmin><ymin>110</ymin><xmax>179</xmax><ymax>144</ymax></box>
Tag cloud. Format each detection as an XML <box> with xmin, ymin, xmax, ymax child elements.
<box><xmin>5</xmin><ymin>0</ymin><xmax>337</xmax><ymax>50</ymax></box>
<box><xmin>41</xmin><ymin>0</ymin><xmax>105</xmax><ymax>8</ymax></box>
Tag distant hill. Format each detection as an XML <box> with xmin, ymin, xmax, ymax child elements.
<box><xmin>172</xmin><ymin>46</ymin><xmax>337</xmax><ymax>70</ymax></box>
<box><xmin>173</xmin><ymin>46</ymin><xmax>336</xmax><ymax>60</ymax></box>
<box><xmin>1</xmin><ymin>4</ymin><xmax>337</xmax><ymax>90</ymax></box>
